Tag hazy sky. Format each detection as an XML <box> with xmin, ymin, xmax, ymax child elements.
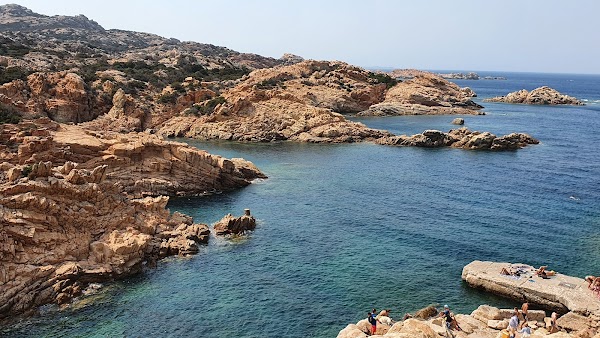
<box><xmin>2</xmin><ymin>0</ymin><xmax>600</xmax><ymax>74</ymax></box>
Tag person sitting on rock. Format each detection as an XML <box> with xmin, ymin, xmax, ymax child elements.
<box><xmin>439</xmin><ymin>305</ymin><xmax>460</xmax><ymax>337</ymax></box>
<box><xmin>548</xmin><ymin>312</ymin><xmax>560</xmax><ymax>333</ymax></box>
<box><xmin>518</xmin><ymin>322</ymin><xmax>532</xmax><ymax>338</ymax></box>
<box><xmin>508</xmin><ymin>308</ymin><xmax>519</xmax><ymax>338</ymax></box>
<box><xmin>585</xmin><ymin>275</ymin><xmax>598</xmax><ymax>289</ymax></box>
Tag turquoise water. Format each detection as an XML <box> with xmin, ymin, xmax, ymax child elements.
<box><xmin>4</xmin><ymin>73</ymin><xmax>600</xmax><ymax>337</ymax></box>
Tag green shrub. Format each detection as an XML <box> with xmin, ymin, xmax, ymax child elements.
<box><xmin>157</xmin><ymin>92</ymin><xmax>178</xmax><ymax>104</ymax></box>
<box><xmin>368</xmin><ymin>72</ymin><xmax>398</xmax><ymax>89</ymax></box>
<box><xmin>0</xmin><ymin>66</ymin><xmax>31</xmax><ymax>84</ymax></box>
<box><xmin>21</xmin><ymin>165</ymin><xmax>32</xmax><ymax>178</ymax></box>
<box><xmin>0</xmin><ymin>103</ymin><xmax>22</xmax><ymax>124</ymax></box>
<box><xmin>194</xmin><ymin>96</ymin><xmax>226</xmax><ymax>115</ymax></box>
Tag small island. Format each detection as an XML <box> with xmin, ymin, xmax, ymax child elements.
<box><xmin>484</xmin><ymin>86</ymin><xmax>584</xmax><ymax>105</ymax></box>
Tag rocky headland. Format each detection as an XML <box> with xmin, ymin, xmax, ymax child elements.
<box><xmin>0</xmin><ymin>118</ymin><xmax>264</xmax><ymax>319</ymax></box>
<box><xmin>484</xmin><ymin>86</ymin><xmax>584</xmax><ymax>105</ymax></box>
<box><xmin>358</xmin><ymin>73</ymin><xmax>484</xmax><ymax>117</ymax></box>
<box><xmin>376</xmin><ymin>128</ymin><xmax>539</xmax><ymax>150</ymax></box>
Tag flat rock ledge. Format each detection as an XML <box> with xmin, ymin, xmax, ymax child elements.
<box><xmin>376</xmin><ymin>128</ymin><xmax>539</xmax><ymax>150</ymax></box>
<box><xmin>484</xmin><ymin>86</ymin><xmax>584</xmax><ymax>105</ymax></box>
<box><xmin>462</xmin><ymin>261</ymin><xmax>600</xmax><ymax>316</ymax></box>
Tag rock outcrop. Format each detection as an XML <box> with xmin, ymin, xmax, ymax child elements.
<box><xmin>214</xmin><ymin>209</ymin><xmax>257</xmax><ymax>236</ymax></box>
<box><xmin>0</xmin><ymin>71</ymin><xmax>111</xmax><ymax>123</ymax></box>
<box><xmin>0</xmin><ymin>118</ymin><xmax>264</xmax><ymax>319</ymax></box>
<box><xmin>484</xmin><ymin>86</ymin><xmax>584</xmax><ymax>105</ymax></box>
<box><xmin>462</xmin><ymin>261</ymin><xmax>600</xmax><ymax>316</ymax></box>
<box><xmin>338</xmin><ymin>304</ymin><xmax>600</xmax><ymax>338</ymax></box>
<box><xmin>159</xmin><ymin>60</ymin><xmax>393</xmax><ymax>143</ymax></box>
<box><xmin>377</xmin><ymin>128</ymin><xmax>539</xmax><ymax>150</ymax></box>
<box><xmin>358</xmin><ymin>73</ymin><xmax>484</xmax><ymax>116</ymax></box>
<box><xmin>0</xmin><ymin>118</ymin><xmax>265</xmax><ymax>197</ymax></box>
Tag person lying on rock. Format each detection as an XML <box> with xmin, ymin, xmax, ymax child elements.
<box><xmin>500</xmin><ymin>267</ymin><xmax>519</xmax><ymax>276</ymax></box>
<box><xmin>536</xmin><ymin>265</ymin><xmax>556</xmax><ymax>278</ymax></box>
<box><xmin>375</xmin><ymin>309</ymin><xmax>394</xmax><ymax>326</ymax></box>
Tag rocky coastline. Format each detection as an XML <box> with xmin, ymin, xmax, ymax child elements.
<box><xmin>0</xmin><ymin>118</ymin><xmax>264</xmax><ymax>320</ymax></box>
<box><xmin>338</xmin><ymin>261</ymin><xmax>600</xmax><ymax>338</ymax></box>
<box><xmin>484</xmin><ymin>86</ymin><xmax>584</xmax><ymax>105</ymax></box>
<box><xmin>0</xmin><ymin>4</ymin><xmax>548</xmax><ymax>325</ymax></box>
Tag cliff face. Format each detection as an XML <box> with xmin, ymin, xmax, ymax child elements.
<box><xmin>158</xmin><ymin>60</ymin><xmax>393</xmax><ymax>143</ymax></box>
<box><xmin>0</xmin><ymin>118</ymin><xmax>264</xmax><ymax>319</ymax></box>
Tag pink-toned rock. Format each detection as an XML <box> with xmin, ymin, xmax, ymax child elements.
<box><xmin>484</xmin><ymin>86</ymin><xmax>584</xmax><ymax>105</ymax></box>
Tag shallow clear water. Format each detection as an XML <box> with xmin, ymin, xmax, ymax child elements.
<box><xmin>4</xmin><ymin>73</ymin><xmax>600</xmax><ymax>337</ymax></box>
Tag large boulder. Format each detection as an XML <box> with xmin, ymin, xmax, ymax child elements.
<box><xmin>214</xmin><ymin>209</ymin><xmax>257</xmax><ymax>235</ymax></box>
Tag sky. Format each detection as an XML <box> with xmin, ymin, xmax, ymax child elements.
<box><xmin>2</xmin><ymin>0</ymin><xmax>600</xmax><ymax>74</ymax></box>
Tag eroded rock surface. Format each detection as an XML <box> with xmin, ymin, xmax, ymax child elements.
<box><xmin>338</xmin><ymin>304</ymin><xmax>600</xmax><ymax>338</ymax></box>
<box><xmin>159</xmin><ymin>60</ymin><xmax>393</xmax><ymax>143</ymax></box>
<box><xmin>0</xmin><ymin>118</ymin><xmax>264</xmax><ymax>319</ymax></box>
<box><xmin>214</xmin><ymin>209</ymin><xmax>256</xmax><ymax>236</ymax></box>
<box><xmin>358</xmin><ymin>73</ymin><xmax>484</xmax><ymax>117</ymax></box>
<box><xmin>377</xmin><ymin>128</ymin><xmax>539</xmax><ymax>150</ymax></box>
<box><xmin>484</xmin><ymin>86</ymin><xmax>584</xmax><ymax>105</ymax></box>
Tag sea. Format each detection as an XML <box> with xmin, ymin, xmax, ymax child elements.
<box><xmin>3</xmin><ymin>71</ymin><xmax>600</xmax><ymax>337</ymax></box>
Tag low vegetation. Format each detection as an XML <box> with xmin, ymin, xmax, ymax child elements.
<box><xmin>0</xmin><ymin>103</ymin><xmax>22</xmax><ymax>124</ymax></box>
<box><xmin>368</xmin><ymin>72</ymin><xmax>398</xmax><ymax>89</ymax></box>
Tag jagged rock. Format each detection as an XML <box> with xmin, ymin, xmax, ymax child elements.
<box><xmin>28</xmin><ymin>161</ymin><xmax>52</xmax><ymax>178</ymax></box>
<box><xmin>0</xmin><ymin>119</ymin><xmax>265</xmax><ymax>319</ymax></box>
<box><xmin>6</xmin><ymin>166</ymin><xmax>21</xmax><ymax>181</ymax></box>
<box><xmin>414</xmin><ymin>305</ymin><xmax>438</xmax><ymax>319</ymax></box>
<box><xmin>556</xmin><ymin>312</ymin><xmax>593</xmax><ymax>332</ymax></box>
<box><xmin>484</xmin><ymin>86</ymin><xmax>584</xmax><ymax>105</ymax></box>
<box><xmin>214</xmin><ymin>209</ymin><xmax>256</xmax><ymax>236</ymax></box>
<box><xmin>158</xmin><ymin>60</ymin><xmax>392</xmax><ymax>143</ymax></box>
<box><xmin>452</xmin><ymin>118</ymin><xmax>465</xmax><ymax>125</ymax></box>
<box><xmin>377</xmin><ymin>127</ymin><xmax>539</xmax><ymax>150</ymax></box>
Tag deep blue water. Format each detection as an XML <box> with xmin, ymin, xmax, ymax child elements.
<box><xmin>4</xmin><ymin>72</ymin><xmax>600</xmax><ymax>338</ymax></box>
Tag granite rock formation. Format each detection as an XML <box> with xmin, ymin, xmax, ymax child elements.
<box><xmin>338</xmin><ymin>304</ymin><xmax>600</xmax><ymax>338</ymax></box>
<box><xmin>214</xmin><ymin>209</ymin><xmax>257</xmax><ymax>236</ymax></box>
<box><xmin>0</xmin><ymin>118</ymin><xmax>264</xmax><ymax>318</ymax></box>
<box><xmin>377</xmin><ymin>128</ymin><xmax>539</xmax><ymax>150</ymax></box>
<box><xmin>358</xmin><ymin>73</ymin><xmax>484</xmax><ymax>116</ymax></box>
<box><xmin>158</xmin><ymin>60</ymin><xmax>393</xmax><ymax>143</ymax></box>
<box><xmin>0</xmin><ymin>118</ymin><xmax>264</xmax><ymax>197</ymax></box>
<box><xmin>462</xmin><ymin>261</ymin><xmax>600</xmax><ymax>316</ymax></box>
<box><xmin>484</xmin><ymin>86</ymin><xmax>584</xmax><ymax>105</ymax></box>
